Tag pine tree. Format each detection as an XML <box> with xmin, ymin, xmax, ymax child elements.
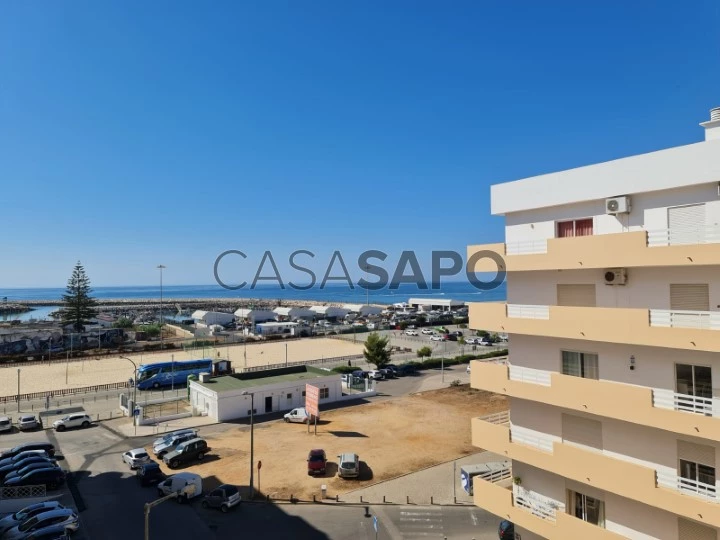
<box><xmin>60</xmin><ymin>261</ymin><xmax>98</xmax><ymax>331</ymax></box>
<box><xmin>363</xmin><ymin>332</ymin><xmax>391</xmax><ymax>369</ymax></box>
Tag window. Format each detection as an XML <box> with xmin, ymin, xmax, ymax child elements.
<box><xmin>301</xmin><ymin>391</ymin><xmax>306</xmax><ymax>397</ymax></box>
<box><xmin>676</xmin><ymin>364</ymin><xmax>712</xmax><ymax>398</ymax></box>
<box><xmin>556</xmin><ymin>218</ymin><xmax>593</xmax><ymax>238</ymax></box>
<box><xmin>678</xmin><ymin>440</ymin><xmax>716</xmax><ymax>496</ymax></box>
<box><xmin>286</xmin><ymin>393</ymin><xmax>292</xmax><ymax>399</ymax></box>
<box><xmin>569</xmin><ymin>490</ymin><xmax>604</xmax><ymax>527</ymax></box>
<box><xmin>320</xmin><ymin>388</ymin><xmax>329</xmax><ymax>399</ymax></box>
<box><xmin>562</xmin><ymin>351</ymin><xmax>599</xmax><ymax>380</ymax></box>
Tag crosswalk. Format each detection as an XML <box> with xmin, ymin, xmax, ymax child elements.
<box><xmin>396</xmin><ymin>508</ymin><xmax>445</xmax><ymax>538</ymax></box>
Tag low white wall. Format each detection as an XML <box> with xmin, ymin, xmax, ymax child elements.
<box><xmin>337</xmin><ymin>390</ymin><xmax>377</xmax><ymax>401</ymax></box>
<box><xmin>137</xmin><ymin>412</ymin><xmax>192</xmax><ymax>426</ymax></box>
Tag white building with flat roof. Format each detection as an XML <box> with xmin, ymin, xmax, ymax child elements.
<box><xmin>342</xmin><ymin>304</ymin><xmax>383</xmax><ymax>317</ymax></box>
<box><xmin>309</xmin><ymin>306</ymin><xmax>349</xmax><ymax>320</ymax></box>
<box><xmin>407</xmin><ymin>298</ymin><xmax>465</xmax><ymax>312</ymax></box>
<box><xmin>233</xmin><ymin>308</ymin><xmax>276</xmax><ymax>324</ymax></box>
<box><xmin>273</xmin><ymin>306</ymin><xmax>315</xmax><ymax>321</ymax></box>
<box><xmin>191</xmin><ymin>310</ymin><xmax>235</xmax><ymax>326</ymax></box>
<box><xmin>255</xmin><ymin>321</ymin><xmax>300</xmax><ymax>336</ymax></box>
<box><xmin>468</xmin><ymin>106</ymin><xmax>720</xmax><ymax>540</ymax></box>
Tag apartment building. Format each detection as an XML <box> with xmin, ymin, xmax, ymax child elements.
<box><xmin>468</xmin><ymin>107</ymin><xmax>720</xmax><ymax>540</ymax></box>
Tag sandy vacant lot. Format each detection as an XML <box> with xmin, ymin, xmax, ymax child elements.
<box><xmin>147</xmin><ymin>386</ymin><xmax>508</xmax><ymax>500</ymax></box>
<box><xmin>0</xmin><ymin>338</ymin><xmax>365</xmax><ymax>397</ymax></box>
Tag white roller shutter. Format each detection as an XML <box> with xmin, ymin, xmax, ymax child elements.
<box><xmin>678</xmin><ymin>440</ymin><xmax>715</xmax><ymax>467</ymax></box>
<box><xmin>562</xmin><ymin>414</ymin><xmax>603</xmax><ymax>452</ymax></box>
<box><xmin>670</xmin><ymin>284</ymin><xmax>710</xmax><ymax>311</ymax></box>
<box><xmin>668</xmin><ymin>204</ymin><xmax>705</xmax><ymax>245</ymax></box>
<box><xmin>678</xmin><ymin>518</ymin><xmax>717</xmax><ymax>540</ymax></box>
<box><xmin>557</xmin><ymin>284</ymin><xmax>596</xmax><ymax>307</ymax></box>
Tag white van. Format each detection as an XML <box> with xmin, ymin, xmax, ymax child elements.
<box><xmin>283</xmin><ymin>407</ymin><xmax>315</xmax><ymax>424</ymax></box>
<box><xmin>157</xmin><ymin>472</ymin><xmax>203</xmax><ymax>502</ymax></box>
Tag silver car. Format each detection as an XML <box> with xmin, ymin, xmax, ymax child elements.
<box><xmin>3</xmin><ymin>508</ymin><xmax>79</xmax><ymax>540</ymax></box>
<box><xmin>0</xmin><ymin>501</ymin><xmax>65</xmax><ymax>536</ymax></box>
<box><xmin>153</xmin><ymin>432</ymin><xmax>197</xmax><ymax>458</ymax></box>
<box><xmin>18</xmin><ymin>415</ymin><xmax>39</xmax><ymax>431</ymax></box>
<box><xmin>122</xmin><ymin>448</ymin><xmax>150</xmax><ymax>469</ymax></box>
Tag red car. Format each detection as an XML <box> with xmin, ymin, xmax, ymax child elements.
<box><xmin>307</xmin><ymin>449</ymin><xmax>327</xmax><ymax>475</ymax></box>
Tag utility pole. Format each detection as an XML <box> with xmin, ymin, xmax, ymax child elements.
<box><xmin>157</xmin><ymin>264</ymin><xmax>166</xmax><ymax>350</ymax></box>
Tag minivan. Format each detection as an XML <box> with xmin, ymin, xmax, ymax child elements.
<box><xmin>337</xmin><ymin>453</ymin><xmax>360</xmax><ymax>478</ymax></box>
<box><xmin>157</xmin><ymin>472</ymin><xmax>203</xmax><ymax>502</ymax></box>
<box><xmin>153</xmin><ymin>432</ymin><xmax>198</xmax><ymax>458</ymax></box>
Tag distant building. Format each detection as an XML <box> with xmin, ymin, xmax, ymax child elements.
<box><xmin>189</xmin><ymin>365</ymin><xmax>342</xmax><ymax>422</ymax></box>
<box><xmin>309</xmin><ymin>306</ymin><xmax>350</xmax><ymax>320</ymax></box>
<box><xmin>273</xmin><ymin>306</ymin><xmax>315</xmax><ymax>321</ymax></box>
<box><xmin>342</xmin><ymin>304</ymin><xmax>383</xmax><ymax>317</ymax></box>
<box><xmin>191</xmin><ymin>310</ymin><xmax>235</xmax><ymax>327</ymax></box>
<box><xmin>233</xmin><ymin>308</ymin><xmax>276</xmax><ymax>324</ymax></box>
<box><xmin>407</xmin><ymin>298</ymin><xmax>465</xmax><ymax>312</ymax></box>
<box><xmin>255</xmin><ymin>321</ymin><xmax>300</xmax><ymax>337</ymax></box>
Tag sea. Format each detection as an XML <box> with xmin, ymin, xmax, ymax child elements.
<box><xmin>0</xmin><ymin>281</ymin><xmax>507</xmax><ymax>322</ymax></box>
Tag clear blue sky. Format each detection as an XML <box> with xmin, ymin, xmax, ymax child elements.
<box><xmin>1</xmin><ymin>1</ymin><xmax>719</xmax><ymax>287</ymax></box>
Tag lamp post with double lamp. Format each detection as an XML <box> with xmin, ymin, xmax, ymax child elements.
<box><xmin>241</xmin><ymin>391</ymin><xmax>255</xmax><ymax>499</ymax></box>
<box><xmin>157</xmin><ymin>264</ymin><xmax>166</xmax><ymax>350</ymax></box>
<box><xmin>119</xmin><ymin>356</ymin><xmax>138</xmax><ymax>433</ymax></box>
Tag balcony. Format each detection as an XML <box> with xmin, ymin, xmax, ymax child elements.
<box><xmin>471</xmin><ymin>475</ymin><xmax>625</xmax><ymax>539</ymax></box>
<box><xmin>471</xmin><ymin>418</ymin><xmax>720</xmax><ymax>528</ymax></box>
<box><xmin>471</xmin><ymin>361</ymin><xmax>720</xmax><ymax>441</ymax></box>
<box><xmin>467</xmin><ymin>228</ymin><xmax>720</xmax><ymax>272</ymax></box>
<box><xmin>469</xmin><ymin>302</ymin><xmax>720</xmax><ymax>353</ymax></box>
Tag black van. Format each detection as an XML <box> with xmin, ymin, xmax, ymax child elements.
<box><xmin>136</xmin><ymin>461</ymin><xmax>166</xmax><ymax>486</ymax></box>
<box><xmin>0</xmin><ymin>442</ymin><xmax>55</xmax><ymax>459</ymax></box>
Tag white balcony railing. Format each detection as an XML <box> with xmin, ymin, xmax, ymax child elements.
<box><xmin>507</xmin><ymin>304</ymin><xmax>550</xmax><ymax>320</ymax></box>
<box><xmin>647</xmin><ymin>226</ymin><xmax>720</xmax><ymax>248</ymax></box>
<box><xmin>649</xmin><ymin>309</ymin><xmax>720</xmax><ymax>330</ymax></box>
<box><xmin>656</xmin><ymin>470</ymin><xmax>719</xmax><ymax>502</ymax></box>
<box><xmin>509</xmin><ymin>365</ymin><xmax>552</xmax><ymax>387</ymax></box>
<box><xmin>506</xmin><ymin>239</ymin><xmax>549</xmax><ymax>256</ymax></box>
<box><xmin>513</xmin><ymin>484</ymin><xmax>565</xmax><ymax>522</ymax></box>
<box><xmin>510</xmin><ymin>426</ymin><xmax>555</xmax><ymax>453</ymax></box>
<box><xmin>480</xmin><ymin>410</ymin><xmax>510</xmax><ymax>425</ymax></box>
<box><xmin>653</xmin><ymin>388</ymin><xmax>720</xmax><ymax>417</ymax></box>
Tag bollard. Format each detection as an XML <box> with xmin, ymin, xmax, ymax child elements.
<box><xmin>431</xmin><ymin>496</ymin><xmax>434</xmax><ymax>505</ymax></box>
<box><xmin>336</xmin><ymin>495</ymin><xmax>339</xmax><ymax>502</ymax></box>
<box><xmin>360</xmin><ymin>496</ymin><xmax>363</xmax><ymax>503</ymax></box>
<box><xmin>383</xmin><ymin>495</ymin><xmax>386</xmax><ymax>503</ymax></box>
<box><xmin>313</xmin><ymin>495</ymin><xmax>316</xmax><ymax>502</ymax></box>
<box><xmin>266</xmin><ymin>494</ymin><xmax>270</xmax><ymax>502</ymax></box>
<box><xmin>454</xmin><ymin>496</ymin><xmax>457</xmax><ymax>504</ymax></box>
<box><xmin>407</xmin><ymin>496</ymin><xmax>410</xmax><ymax>504</ymax></box>
<box><xmin>364</xmin><ymin>506</ymin><xmax>370</xmax><ymax>517</ymax></box>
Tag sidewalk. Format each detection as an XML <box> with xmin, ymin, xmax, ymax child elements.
<box><xmin>106</xmin><ymin>414</ymin><xmax>220</xmax><ymax>438</ymax></box>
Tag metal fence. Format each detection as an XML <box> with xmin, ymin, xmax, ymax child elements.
<box><xmin>0</xmin><ymin>484</ymin><xmax>47</xmax><ymax>499</ymax></box>
<box><xmin>240</xmin><ymin>354</ymin><xmax>365</xmax><ymax>373</ymax></box>
<box><xmin>0</xmin><ymin>380</ymin><xmax>130</xmax><ymax>404</ymax></box>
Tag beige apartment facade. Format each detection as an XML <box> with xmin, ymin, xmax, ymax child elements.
<box><xmin>469</xmin><ymin>107</ymin><xmax>720</xmax><ymax>540</ymax></box>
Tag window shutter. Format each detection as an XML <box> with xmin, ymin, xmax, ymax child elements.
<box><xmin>562</xmin><ymin>414</ymin><xmax>603</xmax><ymax>451</ymax></box>
<box><xmin>678</xmin><ymin>440</ymin><xmax>715</xmax><ymax>467</ymax></box>
<box><xmin>670</xmin><ymin>284</ymin><xmax>710</xmax><ymax>311</ymax></box>
<box><xmin>678</xmin><ymin>518</ymin><xmax>717</xmax><ymax>540</ymax></box>
<box><xmin>668</xmin><ymin>204</ymin><xmax>705</xmax><ymax>245</ymax></box>
<box><xmin>557</xmin><ymin>284</ymin><xmax>597</xmax><ymax>307</ymax></box>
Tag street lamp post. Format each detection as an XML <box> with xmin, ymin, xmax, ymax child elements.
<box><xmin>157</xmin><ymin>265</ymin><xmax>166</xmax><ymax>350</ymax></box>
<box><xmin>120</xmin><ymin>356</ymin><xmax>138</xmax><ymax>434</ymax></box>
<box><xmin>285</xmin><ymin>343</ymin><xmax>288</xmax><ymax>367</ymax></box>
<box><xmin>16</xmin><ymin>369</ymin><xmax>20</xmax><ymax>412</ymax></box>
<box><xmin>241</xmin><ymin>391</ymin><xmax>255</xmax><ymax>499</ymax></box>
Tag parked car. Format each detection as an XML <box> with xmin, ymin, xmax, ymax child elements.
<box><xmin>0</xmin><ymin>452</ymin><xmax>54</xmax><ymax>471</ymax></box>
<box><xmin>201</xmin><ymin>484</ymin><xmax>241</xmax><ymax>512</ymax></box>
<box><xmin>18</xmin><ymin>415</ymin><xmax>39</xmax><ymax>431</ymax></box>
<box><xmin>0</xmin><ymin>416</ymin><xmax>12</xmax><ymax>433</ymax></box>
<box><xmin>122</xmin><ymin>448</ymin><xmax>151</xmax><ymax>469</ymax></box>
<box><xmin>24</xmin><ymin>523</ymin><xmax>75</xmax><ymax>540</ymax></box>
<box><xmin>136</xmin><ymin>461</ymin><xmax>166</xmax><ymax>486</ymax></box>
<box><xmin>498</xmin><ymin>519</ymin><xmax>515</xmax><ymax>539</ymax></box>
<box><xmin>478</xmin><ymin>337</ymin><xmax>493</xmax><ymax>346</ymax></box>
<box><xmin>430</xmin><ymin>335</ymin><xmax>444</xmax><ymax>342</ymax></box>
<box><xmin>351</xmin><ymin>370</ymin><xmax>368</xmax><ymax>379</ymax></box>
<box><xmin>466</xmin><ymin>364</ymin><xmax>471</xmax><ymax>374</ymax></box>
<box><xmin>379</xmin><ymin>368</ymin><xmax>395</xmax><ymax>379</ymax></box>
<box><xmin>307</xmin><ymin>449</ymin><xmax>327</xmax><ymax>475</ymax></box>
<box><xmin>163</xmin><ymin>438</ymin><xmax>210</xmax><ymax>469</ymax></box>
<box><xmin>152</xmin><ymin>429</ymin><xmax>198</xmax><ymax>448</ymax></box>
<box><xmin>4</xmin><ymin>462</ymin><xmax>61</xmax><ymax>482</ymax></box>
<box><xmin>0</xmin><ymin>442</ymin><xmax>55</xmax><ymax>460</ymax></box>
<box><xmin>0</xmin><ymin>456</ymin><xmax>57</xmax><ymax>480</ymax></box>
<box><xmin>2</xmin><ymin>467</ymin><xmax>66</xmax><ymax>490</ymax></box>
<box><xmin>0</xmin><ymin>501</ymin><xmax>65</xmax><ymax>536</ymax></box>
<box><xmin>337</xmin><ymin>453</ymin><xmax>360</xmax><ymax>478</ymax></box>
<box><xmin>157</xmin><ymin>472</ymin><xmax>203</xmax><ymax>502</ymax></box>
<box><xmin>153</xmin><ymin>432</ymin><xmax>198</xmax><ymax>458</ymax></box>
<box><xmin>2</xmin><ymin>508</ymin><xmax>79</xmax><ymax>540</ymax></box>
<box><xmin>404</xmin><ymin>330</ymin><xmax>418</xmax><ymax>336</ymax></box>
<box><xmin>52</xmin><ymin>413</ymin><xmax>92</xmax><ymax>432</ymax></box>
<box><xmin>284</xmin><ymin>407</ymin><xmax>315</xmax><ymax>424</ymax></box>
<box><xmin>421</xmin><ymin>328</ymin><xmax>434</xmax><ymax>335</ymax></box>
<box><xmin>397</xmin><ymin>364</ymin><xmax>417</xmax><ymax>376</ymax></box>
<box><xmin>367</xmin><ymin>370</ymin><xmax>384</xmax><ymax>380</ymax></box>
<box><xmin>384</xmin><ymin>365</ymin><xmax>400</xmax><ymax>377</ymax></box>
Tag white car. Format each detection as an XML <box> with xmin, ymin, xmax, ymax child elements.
<box><xmin>284</xmin><ymin>407</ymin><xmax>314</xmax><ymax>424</ymax></box>
<box><xmin>405</xmin><ymin>330</ymin><xmax>418</xmax><ymax>336</ymax></box>
<box><xmin>430</xmin><ymin>335</ymin><xmax>443</xmax><ymax>341</ymax></box>
<box><xmin>122</xmin><ymin>448</ymin><xmax>151</xmax><ymax>469</ymax></box>
<box><xmin>0</xmin><ymin>416</ymin><xmax>11</xmax><ymax>433</ymax></box>
<box><xmin>18</xmin><ymin>415</ymin><xmax>39</xmax><ymax>431</ymax></box>
<box><xmin>421</xmin><ymin>329</ymin><xmax>434</xmax><ymax>335</ymax></box>
<box><xmin>466</xmin><ymin>364</ymin><xmax>471</xmax><ymax>374</ymax></box>
<box><xmin>367</xmin><ymin>370</ymin><xmax>384</xmax><ymax>380</ymax></box>
<box><xmin>52</xmin><ymin>413</ymin><xmax>92</xmax><ymax>432</ymax></box>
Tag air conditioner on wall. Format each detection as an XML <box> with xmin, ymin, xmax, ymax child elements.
<box><xmin>604</xmin><ymin>268</ymin><xmax>627</xmax><ymax>286</ymax></box>
<box><xmin>605</xmin><ymin>196</ymin><xmax>631</xmax><ymax>214</ymax></box>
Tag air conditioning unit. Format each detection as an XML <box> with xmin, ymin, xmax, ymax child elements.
<box><xmin>606</xmin><ymin>196</ymin><xmax>631</xmax><ymax>214</ymax></box>
<box><xmin>604</xmin><ymin>268</ymin><xmax>627</xmax><ymax>286</ymax></box>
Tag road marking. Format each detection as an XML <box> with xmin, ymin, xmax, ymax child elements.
<box><xmin>470</xmin><ymin>510</ymin><xmax>479</xmax><ymax>526</ymax></box>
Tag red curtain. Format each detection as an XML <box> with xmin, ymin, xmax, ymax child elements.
<box><xmin>575</xmin><ymin>218</ymin><xmax>594</xmax><ymax>236</ymax></box>
<box><xmin>557</xmin><ymin>221</ymin><xmax>575</xmax><ymax>238</ymax></box>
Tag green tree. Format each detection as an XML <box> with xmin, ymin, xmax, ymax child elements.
<box><xmin>60</xmin><ymin>261</ymin><xmax>98</xmax><ymax>332</ymax></box>
<box><xmin>141</xmin><ymin>324</ymin><xmax>162</xmax><ymax>338</ymax></box>
<box><xmin>114</xmin><ymin>317</ymin><xmax>134</xmax><ymax>329</ymax></box>
<box><xmin>416</xmin><ymin>346</ymin><xmax>432</xmax><ymax>359</ymax></box>
<box><xmin>363</xmin><ymin>332</ymin><xmax>391</xmax><ymax>369</ymax></box>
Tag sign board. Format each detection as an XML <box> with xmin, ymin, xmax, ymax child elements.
<box><xmin>373</xmin><ymin>515</ymin><xmax>378</xmax><ymax>533</ymax></box>
<box><xmin>305</xmin><ymin>384</ymin><xmax>320</xmax><ymax>417</ymax></box>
